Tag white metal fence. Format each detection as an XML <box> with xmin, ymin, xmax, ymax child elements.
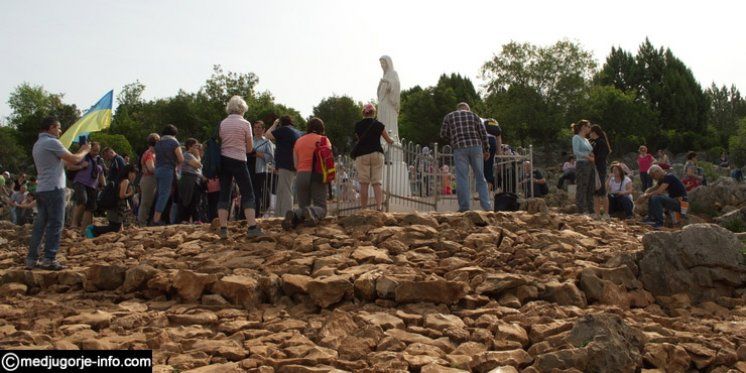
<box><xmin>330</xmin><ymin>140</ymin><xmax>533</xmax><ymax>216</ymax></box>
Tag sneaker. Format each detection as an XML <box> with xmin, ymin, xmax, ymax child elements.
<box><xmin>304</xmin><ymin>207</ymin><xmax>319</xmax><ymax>226</ymax></box>
<box><xmin>282</xmin><ymin>210</ymin><xmax>297</xmax><ymax>231</ymax></box>
<box><xmin>219</xmin><ymin>227</ymin><xmax>228</xmax><ymax>240</ymax></box>
<box><xmin>25</xmin><ymin>258</ymin><xmax>37</xmax><ymax>270</ymax></box>
<box><xmin>39</xmin><ymin>259</ymin><xmax>66</xmax><ymax>271</ymax></box>
<box><xmin>84</xmin><ymin>225</ymin><xmax>96</xmax><ymax>239</ymax></box>
<box><xmin>247</xmin><ymin>226</ymin><xmax>264</xmax><ymax>238</ymax></box>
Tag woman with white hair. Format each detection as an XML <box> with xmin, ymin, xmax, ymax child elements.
<box><xmin>352</xmin><ymin>103</ymin><xmax>393</xmax><ymax>210</ymax></box>
<box><xmin>217</xmin><ymin>95</ymin><xmax>262</xmax><ymax>238</ymax></box>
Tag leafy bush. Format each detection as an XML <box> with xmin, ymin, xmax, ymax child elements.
<box><xmin>90</xmin><ymin>132</ymin><xmax>134</xmax><ymax>158</ymax></box>
<box><xmin>722</xmin><ymin>218</ymin><xmax>746</xmax><ymax>233</ymax></box>
<box><xmin>698</xmin><ymin>161</ymin><xmax>721</xmax><ymax>184</ymax></box>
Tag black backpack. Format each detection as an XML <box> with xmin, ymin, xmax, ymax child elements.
<box><xmin>494</xmin><ymin>192</ymin><xmax>519</xmax><ymax>212</ymax></box>
<box><xmin>98</xmin><ymin>180</ymin><xmax>118</xmax><ymax>210</ymax></box>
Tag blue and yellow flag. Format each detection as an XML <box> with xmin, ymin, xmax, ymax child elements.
<box><xmin>60</xmin><ymin>90</ymin><xmax>114</xmax><ymax>148</ymax></box>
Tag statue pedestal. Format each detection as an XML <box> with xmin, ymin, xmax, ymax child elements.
<box><xmin>382</xmin><ymin>143</ymin><xmax>411</xmax><ymax>199</ymax></box>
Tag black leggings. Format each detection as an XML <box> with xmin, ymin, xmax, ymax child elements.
<box><xmin>218</xmin><ymin>156</ymin><xmax>255</xmax><ymax>212</ymax></box>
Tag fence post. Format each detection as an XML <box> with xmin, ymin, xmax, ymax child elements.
<box><xmin>384</xmin><ymin>142</ymin><xmax>391</xmax><ymax>212</ymax></box>
<box><xmin>529</xmin><ymin>145</ymin><xmax>534</xmax><ymax>198</ymax></box>
<box><xmin>433</xmin><ymin>142</ymin><xmax>440</xmax><ymax>212</ymax></box>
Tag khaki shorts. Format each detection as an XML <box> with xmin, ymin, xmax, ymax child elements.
<box><xmin>355</xmin><ymin>152</ymin><xmax>384</xmax><ymax>184</ymax></box>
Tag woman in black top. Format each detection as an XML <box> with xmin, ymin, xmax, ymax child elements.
<box><xmin>353</xmin><ymin>103</ymin><xmax>393</xmax><ymax>210</ymax></box>
<box><xmin>590</xmin><ymin>124</ymin><xmax>611</xmax><ymax>219</ymax></box>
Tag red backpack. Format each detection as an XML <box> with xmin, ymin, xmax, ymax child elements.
<box><xmin>314</xmin><ymin>136</ymin><xmax>336</xmax><ymax>183</ymax></box>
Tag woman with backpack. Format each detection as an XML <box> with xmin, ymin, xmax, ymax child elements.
<box><xmin>352</xmin><ymin>103</ymin><xmax>393</xmax><ymax>211</ymax></box>
<box><xmin>216</xmin><ymin>96</ymin><xmax>262</xmax><ymax>238</ymax></box>
<box><xmin>152</xmin><ymin>125</ymin><xmax>184</xmax><ymax>225</ymax></box>
<box><xmin>282</xmin><ymin>117</ymin><xmax>333</xmax><ymax>229</ymax></box>
<box><xmin>85</xmin><ymin>165</ymin><xmax>137</xmax><ymax>238</ymax></box>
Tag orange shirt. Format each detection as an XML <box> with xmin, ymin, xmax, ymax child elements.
<box><xmin>293</xmin><ymin>133</ymin><xmax>332</xmax><ymax>172</ymax></box>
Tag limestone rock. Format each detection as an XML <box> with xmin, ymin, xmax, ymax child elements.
<box><xmin>122</xmin><ymin>264</ymin><xmax>158</xmax><ymax>292</ymax></box>
<box><xmin>565</xmin><ymin>314</ymin><xmax>645</xmax><ymax>373</ymax></box>
<box><xmin>212</xmin><ymin>275</ymin><xmax>260</xmax><ymax>308</ymax></box>
<box><xmin>173</xmin><ymin>270</ymin><xmax>217</xmax><ymax>302</ymax></box>
<box><xmin>394</xmin><ymin>279</ymin><xmax>466</xmax><ymax>304</ymax></box>
<box><xmin>639</xmin><ymin>224</ymin><xmax>746</xmax><ymax>303</ymax></box>
<box><xmin>85</xmin><ymin>265</ymin><xmax>126</xmax><ymax>290</ymax></box>
<box><xmin>307</xmin><ymin>275</ymin><xmax>353</xmax><ymax>308</ymax></box>
<box><xmin>0</xmin><ymin>282</ymin><xmax>27</xmax><ymax>296</ymax></box>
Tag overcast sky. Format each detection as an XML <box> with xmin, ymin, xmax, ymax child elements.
<box><xmin>1</xmin><ymin>0</ymin><xmax>744</xmax><ymax>122</ymax></box>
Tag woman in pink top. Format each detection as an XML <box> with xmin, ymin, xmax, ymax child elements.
<box><xmin>282</xmin><ymin>117</ymin><xmax>332</xmax><ymax>229</ymax></box>
<box><xmin>217</xmin><ymin>95</ymin><xmax>262</xmax><ymax>239</ymax></box>
<box><xmin>637</xmin><ymin>145</ymin><xmax>655</xmax><ymax>192</ymax></box>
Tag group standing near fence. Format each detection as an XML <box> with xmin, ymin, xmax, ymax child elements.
<box><xmin>9</xmin><ymin>94</ymin><xmax>733</xmax><ymax>272</ymax></box>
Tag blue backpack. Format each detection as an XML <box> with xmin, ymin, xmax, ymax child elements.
<box><xmin>202</xmin><ymin>122</ymin><xmax>222</xmax><ymax>179</ymax></box>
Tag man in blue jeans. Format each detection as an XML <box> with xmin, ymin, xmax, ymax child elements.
<box><xmin>440</xmin><ymin>103</ymin><xmax>491</xmax><ymax>212</ymax></box>
<box><xmin>643</xmin><ymin>165</ymin><xmax>687</xmax><ymax>229</ymax></box>
<box><xmin>27</xmin><ymin>117</ymin><xmax>91</xmax><ymax>270</ymax></box>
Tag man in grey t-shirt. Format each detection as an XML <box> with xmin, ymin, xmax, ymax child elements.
<box><xmin>27</xmin><ymin>117</ymin><xmax>90</xmax><ymax>270</ymax></box>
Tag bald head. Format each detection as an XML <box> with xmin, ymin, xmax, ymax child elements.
<box><xmin>457</xmin><ymin>102</ymin><xmax>470</xmax><ymax>111</ymax></box>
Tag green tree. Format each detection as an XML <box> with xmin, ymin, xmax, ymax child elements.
<box><xmin>312</xmin><ymin>95</ymin><xmax>362</xmax><ymax>154</ymax></box>
<box><xmin>399</xmin><ymin>73</ymin><xmax>482</xmax><ymax>146</ymax></box>
<box><xmin>482</xmin><ymin>85</ymin><xmax>557</xmax><ymax>146</ymax></box>
<box><xmin>595</xmin><ymin>47</ymin><xmax>639</xmax><ymax>94</ymax></box>
<box><xmin>706</xmin><ymin>83</ymin><xmax>746</xmax><ymax>148</ymax></box>
<box><xmin>0</xmin><ymin>126</ymin><xmax>28</xmax><ymax>172</ymax></box>
<box><xmin>110</xmin><ymin>66</ymin><xmax>306</xmax><ymax>155</ymax></box>
<box><xmin>90</xmin><ymin>133</ymin><xmax>134</xmax><ymax>158</ymax></box>
<box><xmin>481</xmin><ymin>40</ymin><xmax>597</xmax><ymax>114</ymax></box>
<box><xmin>729</xmin><ymin>118</ymin><xmax>746</xmax><ymax>168</ymax></box>
<box><xmin>6</xmin><ymin>83</ymin><xmax>79</xmax><ymax>151</ymax></box>
<box><xmin>579</xmin><ymin>85</ymin><xmax>657</xmax><ymax>154</ymax></box>
<box><xmin>595</xmin><ymin>39</ymin><xmax>712</xmax><ymax>152</ymax></box>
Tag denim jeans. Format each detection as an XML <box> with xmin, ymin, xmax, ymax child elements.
<box><xmin>648</xmin><ymin>195</ymin><xmax>681</xmax><ymax>224</ymax></box>
<box><xmin>453</xmin><ymin>146</ymin><xmax>491</xmax><ymax>211</ymax></box>
<box><xmin>28</xmin><ymin>188</ymin><xmax>66</xmax><ymax>261</ymax></box>
<box><xmin>154</xmin><ymin>166</ymin><xmax>175</xmax><ymax>214</ymax></box>
<box><xmin>218</xmin><ymin>156</ymin><xmax>255</xmax><ymax>211</ymax></box>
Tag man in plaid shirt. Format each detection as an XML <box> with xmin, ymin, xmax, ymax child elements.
<box><xmin>441</xmin><ymin>103</ymin><xmax>492</xmax><ymax>211</ymax></box>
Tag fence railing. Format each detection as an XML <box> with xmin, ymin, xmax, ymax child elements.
<box><xmin>330</xmin><ymin>139</ymin><xmax>533</xmax><ymax>216</ymax></box>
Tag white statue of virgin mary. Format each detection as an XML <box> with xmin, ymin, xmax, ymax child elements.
<box><xmin>377</xmin><ymin>55</ymin><xmax>401</xmax><ymax>142</ymax></box>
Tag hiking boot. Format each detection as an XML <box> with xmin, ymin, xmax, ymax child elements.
<box><xmin>304</xmin><ymin>207</ymin><xmax>319</xmax><ymax>226</ymax></box>
<box><xmin>39</xmin><ymin>259</ymin><xmax>66</xmax><ymax>271</ymax></box>
<box><xmin>219</xmin><ymin>227</ymin><xmax>228</xmax><ymax>240</ymax></box>
<box><xmin>247</xmin><ymin>226</ymin><xmax>264</xmax><ymax>238</ymax></box>
<box><xmin>282</xmin><ymin>210</ymin><xmax>298</xmax><ymax>231</ymax></box>
<box><xmin>25</xmin><ymin>258</ymin><xmax>37</xmax><ymax>270</ymax></box>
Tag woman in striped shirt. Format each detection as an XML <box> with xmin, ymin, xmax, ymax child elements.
<box><xmin>217</xmin><ymin>96</ymin><xmax>262</xmax><ymax>239</ymax></box>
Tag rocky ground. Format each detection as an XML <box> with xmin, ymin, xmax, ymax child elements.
<box><xmin>0</xmin><ymin>210</ymin><xmax>744</xmax><ymax>373</ymax></box>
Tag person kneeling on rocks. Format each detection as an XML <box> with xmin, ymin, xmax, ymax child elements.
<box><xmin>86</xmin><ymin>165</ymin><xmax>136</xmax><ymax>238</ymax></box>
<box><xmin>282</xmin><ymin>118</ymin><xmax>332</xmax><ymax>230</ymax></box>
